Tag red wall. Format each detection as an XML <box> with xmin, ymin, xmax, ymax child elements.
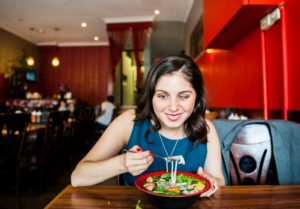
<box><xmin>198</xmin><ymin>0</ymin><xmax>300</xmax><ymax>114</ymax></box>
<box><xmin>285</xmin><ymin>0</ymin><xmax>300</xmax><ymax>110</ymax></box>
<box><xmin>198</xmin><ymin>28</ymin><xmax>264</xmax><ymax>109</ymax></box>
<box><xmin>38</xmin><ymin>46</ymin><xmax>111</xmax><ymax>106</ymax></box>
<box><xmin>0</xmin><ymin>74</ymin><xmax>7</xmax><ymax>104</ymax></box>
<box><xmin>203</xmin><ymin>0</ymin><xmax>282</xmax><ymax>48</ymax></box>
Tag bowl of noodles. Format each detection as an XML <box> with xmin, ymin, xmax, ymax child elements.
<box><xmin>135</xmin><ymin>171</ymin><xmax>211</xmax><ymax>209</ymax></box>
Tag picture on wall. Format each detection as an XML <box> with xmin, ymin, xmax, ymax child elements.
<box><xmin>190</xmin><ymin>16</ymin><xmax>204</xmax><ymax>58</ymax></box>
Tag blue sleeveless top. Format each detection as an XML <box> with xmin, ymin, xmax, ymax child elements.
<box><xmin>123</xmin><ymin>117</ymin><xmax>207</xmax><ymax>185</ymax></box>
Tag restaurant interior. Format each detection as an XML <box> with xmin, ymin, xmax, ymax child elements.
<box><xmin>1</xmin><ymin>0</ymin><xmax>300</xmax><ymax>208</ymax></box>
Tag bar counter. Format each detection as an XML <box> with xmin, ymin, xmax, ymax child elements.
<box><xmin>45</xmin><ymin>184</ymin><xmax>300</xmax><ymax>209</ymax></box>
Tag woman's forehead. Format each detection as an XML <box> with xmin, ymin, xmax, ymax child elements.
<box><xmin>155</xmin><ymin>72</ymin><xmax>193</xmax><ymax>91</ymax></box>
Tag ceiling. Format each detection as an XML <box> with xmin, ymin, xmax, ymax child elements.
<box><xmin>0</xmin><ymin>0</ymin><xmax>194</xmax><ymax>46</ymax></box>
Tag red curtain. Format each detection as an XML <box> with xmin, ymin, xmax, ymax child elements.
<box><xmin>132</xmin><ymin>28</ymin><xmax>149</xmax><ymax>88</ymax></box>
<box><xmin>106</xmin><ymin>22</ymin><xmax>152</xmax><ymax>82</ymax></box>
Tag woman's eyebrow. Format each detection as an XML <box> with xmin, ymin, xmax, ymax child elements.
<box><xmin>154</xmin><ymin>90</ymin><xmax>193</xmax><ymax>94</ymax></box>
<box><xmin>178</xmin><ymin>90</ymin><xmax>193</xmax><ymax>94</ymax></box>
<box><xmin>154</xmin><ymin>89</ymin><xmax>168</xmax><ymax>93</ymax></box>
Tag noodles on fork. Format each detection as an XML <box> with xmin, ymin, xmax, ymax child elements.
<box><xmin>166</xmin><ymin>157</ymin><xmax>179</xmax><ymax>185</ymax></box>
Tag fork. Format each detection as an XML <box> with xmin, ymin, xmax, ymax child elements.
<box><xmin>122</xmin><ymin>148</ymin><xmax>176</xmax><ymax>161</ymax></box>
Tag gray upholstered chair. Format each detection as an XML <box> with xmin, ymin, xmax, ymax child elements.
<box><xmin>214</xmin><ymin>119</ymin><xmax>300</xmax><ymax>185</ymax></box>
<box><xmin>229</xmin><ymin>124</ymin><xmax>272</xmax><ymax>185</ymax></box>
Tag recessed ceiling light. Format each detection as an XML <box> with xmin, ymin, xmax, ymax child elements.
<box><xmin>154</xmin><ymin>9</ymin><xmax>160</xmax><ymax>15</ymax></box>
<box><xmin>81</xmin><ymin>22</ymin><xmax>87</xmax><ymax>28</ymax></box>
<box><xmin>38</xmin><ymin>28</ymin><xmax>45</xmax><ymax>33</ymax></box>
<box><xmin>94</xmin><ymin>36</ymin><xmax>99</xmax><ymax>41</ymax></box>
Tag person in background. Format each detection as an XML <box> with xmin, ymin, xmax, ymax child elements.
<box><xmin>58</xmin><ymin>100</ymin><xmax>67</xmax><ymax>111</ymax></box>
<box><xmin>94</xmin><ymin>95</ymin><xmax>116</xmax><ymax>132</ymax></box>
<box><xmin>71</xmin><ymin>55</ymin><xmax>225</xmax><ymax>197</ymax></box>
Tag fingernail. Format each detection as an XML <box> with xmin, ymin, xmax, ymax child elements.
<box><xmin>136</xmin><ymin>147</ymin><xmax>142</xmax><ymax>152</ymax></box>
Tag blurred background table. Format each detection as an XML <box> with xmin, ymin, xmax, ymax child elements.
<box><xmin>45</xmin><ymin>185</ymin><xmax>300</xmax><ymax>209</ymax></box>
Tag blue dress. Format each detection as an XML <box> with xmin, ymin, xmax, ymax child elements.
<box><xmin>123</xmin><ymin>117</ymin><xmax>207</xmax><ymax>185</ymax></box>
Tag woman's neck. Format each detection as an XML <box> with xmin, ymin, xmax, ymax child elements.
<box><xmin>159</xmin><ymin>127</ymin><xmax>185</xmax><ymax>140</ymax></box>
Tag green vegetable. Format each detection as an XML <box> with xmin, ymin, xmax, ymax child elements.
<box><xmin>154</xmin><ymin>186</ymin><xmax>165</xmax><ymax>193</ymax></box>
<box><xmin>165</xmin><ymin>191</ymin><xmax>180</xmax><ymax>195</ymax></box>
<box><xmin>176</xmin><ymin>174</ymin><xmax>187</xmax><ymax>183</ymax></box>
<box><xmin>136</xmin><ymin>200</ymin><xmax>142</xmax><ymax>209</ymax></box>
<box><xmin>152</xmin><ymin>176</ymin><xmax>160</xmax><ymax>181</ymax></box>
<box><xmin>160</xmin><ymin>173</ymin><xmax>171</xmax><ymax>180</ymax></box>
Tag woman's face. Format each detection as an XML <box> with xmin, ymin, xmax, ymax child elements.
<box><xmin>152</xmin><ymin>71</ymin><xmax>196</xmax><ymax>131</ymax></box>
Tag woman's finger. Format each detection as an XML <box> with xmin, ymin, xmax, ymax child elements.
<box><xmin>200</xmin><ymin>184</ymin><xmax>218</xmax><ymax>197</ymax></box>
<box><xmin>127</xmin><ymin>159</ymin><xmax>153</xmax><ymax>175</ymax></box>
<box><xmin>126</xmin><ymin>154</ymin><xmax>153</xmax><ymax>167</ymax></box>
<box><xmin>197</xmin><ymin>166</ymin><xmax>219</xmax><ymax>197</ymax></box>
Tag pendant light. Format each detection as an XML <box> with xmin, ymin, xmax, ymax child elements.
<box><xmin>26</xmin><ymin>56</ymin><xmax>35</xmax><ymax>66</ymax></box>
<box><xmin>52</xmin><ymin>56</ymin><xmax>60</xmax><ymax>67</ymax></box>
<box><xmin>52</xmin><ymin>46</ymin><xmax>60</xmax><ymax>67</ymax></box>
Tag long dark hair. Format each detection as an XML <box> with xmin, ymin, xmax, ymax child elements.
<box><xmin>135</xmin><ymin>55</ymin><xmax>208</xmax><ymax>144</ymax></box>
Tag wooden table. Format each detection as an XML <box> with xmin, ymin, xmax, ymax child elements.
<box><xmin>45</xmin><ymin>185</ymin><xmax>300</xmax><ymax>209</ymax></box>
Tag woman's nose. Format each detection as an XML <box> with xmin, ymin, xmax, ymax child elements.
<box><xmin>169</xmin><ymin>98</ymin><xmax>179</xmax><ymax>111</ymax></box>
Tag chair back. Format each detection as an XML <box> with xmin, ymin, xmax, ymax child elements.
<box><xmin>0</xmin><ymin>113</ymin><xmax>30</xmax><ymax>162</ymax></box>
<box><xmin>0</xmin><ymin>113</ymin><xmax>30</xmax><ymax>188</ymax></box>
<box><xmin>229</xmin><ymin>123</ymin><xmax>272</xmax><ymax>185</ymax></box>
<box><xmin>42</xmin><ymin>110</ymin><xmax>70</xmax><ymax>156</ymax></box>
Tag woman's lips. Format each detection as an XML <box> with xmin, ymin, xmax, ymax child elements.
<box><xmin>166</xmin><ymin>113</ymin><xmax>180</xmax><ymax>121</ymax></box>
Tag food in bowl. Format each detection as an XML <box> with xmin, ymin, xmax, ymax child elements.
<box><xmin>143</xmin><ymin>172</ymin><xmax>206</xmax><ymax>196</ymax></box>
<box><xmin>135</xmin><ymin>171</ymin><xmax>211</xmax><ymax>209</ymax></box>
<box><xmin>135</xmin><ymin>171</ymin><xmax>211</xmax><ymax>198</ymax></box>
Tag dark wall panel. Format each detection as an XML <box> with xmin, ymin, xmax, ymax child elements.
<box><xmin>38</xmin><ymin>46</ymin><xmax>111</xmax><ymax>106</ymax></box>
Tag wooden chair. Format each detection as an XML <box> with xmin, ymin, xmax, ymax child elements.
<box><xmin>229</xmin><ymin>123</ymin><xmax>273</xmax><ymax>185</ymax></box>
<box><xmin>0</xmin><ymin>112</ymin><xmax>30</xmax><ymax>208</ymax></box>
<box><xmin>18</xmin><ymin>110</ymin><xmax>70</xmax><ymax>193</ymax></box>
<box><xmin>69</xmin><ymin>105</ymin><xmax>95</xmax><ymax>162</ymax></box>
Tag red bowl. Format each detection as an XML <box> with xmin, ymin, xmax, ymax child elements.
<box><xmin>135</xmin><ymin>171</ymin><xmax>212</xmax><ymax>209</ymax></box>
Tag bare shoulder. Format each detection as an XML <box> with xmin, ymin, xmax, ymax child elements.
<box><xmin>112</xmin><ymin>109</ymin><xmax>135</xmax><ymax>123</ymax></box>
<box><xmin>106</xmin><ymin>109</ymin><xmax>135</xmax><ymax>139</ymax></box>
<box><xmin>87</xmin><ymin>109</ymin><xmax>136</xmax><ymax>158</ymax></box>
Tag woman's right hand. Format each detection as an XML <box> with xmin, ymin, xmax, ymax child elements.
<box><xmin>124</xmin><ymin>145</ymin><xmax>153</xmax><ymax>176</ymax></box>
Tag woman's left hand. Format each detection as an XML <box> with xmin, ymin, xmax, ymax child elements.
<box><xmin>197</xmin><ymin>167</ymin><xmax>218</xmax><ymax>197</ymax></box>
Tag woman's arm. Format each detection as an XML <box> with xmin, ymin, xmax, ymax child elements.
<box><xmin>71</xmin><ymin>109</ymin><xmax>153</xmax><ymax>187</ymax></box>
<box><xmin>202</xmin><ymin>120</ymin><xmax>225</xmax><ymax>186</ymax></box>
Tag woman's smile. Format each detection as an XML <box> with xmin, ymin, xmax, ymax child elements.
<box><xmin>166</xmin><ymin>113</ymin><xmax>181</xmax><ymax>121</ymax></box>
<box><xmin>152</xmin><ymin>71</ymin><xmax>196</xmax><ymax>130</ymax></box>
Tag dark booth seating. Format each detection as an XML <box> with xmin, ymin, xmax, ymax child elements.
<box><xmin>213</xmin><ymin>119</ymin><xmax>300</xmax><ymax>185</ymax></box>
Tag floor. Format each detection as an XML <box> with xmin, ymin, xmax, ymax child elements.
<box><xmin>0</xmin><ymin>169</ymin><xmax>71</xmax><ymax>209</ymax></box>
<box><xmin>0</xmin><ymin>118</ymin><xmax>106</xmax><ymax>209</ymax></box>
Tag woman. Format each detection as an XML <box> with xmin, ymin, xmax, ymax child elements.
<box><xmin>71</xmin><ymin>55</ymin><xmax>225</xmax><ymax>196</ymax></box>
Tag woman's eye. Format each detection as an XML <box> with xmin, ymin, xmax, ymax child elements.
<box><xmin>157</xmin><ymin>94</ymin><xmax>167</xmax><ymax>99</ymax></box>
<box><xmin>179</xmin><ymin>95</ymin><xmax>190</xmax><ymax>100</ymax></box>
